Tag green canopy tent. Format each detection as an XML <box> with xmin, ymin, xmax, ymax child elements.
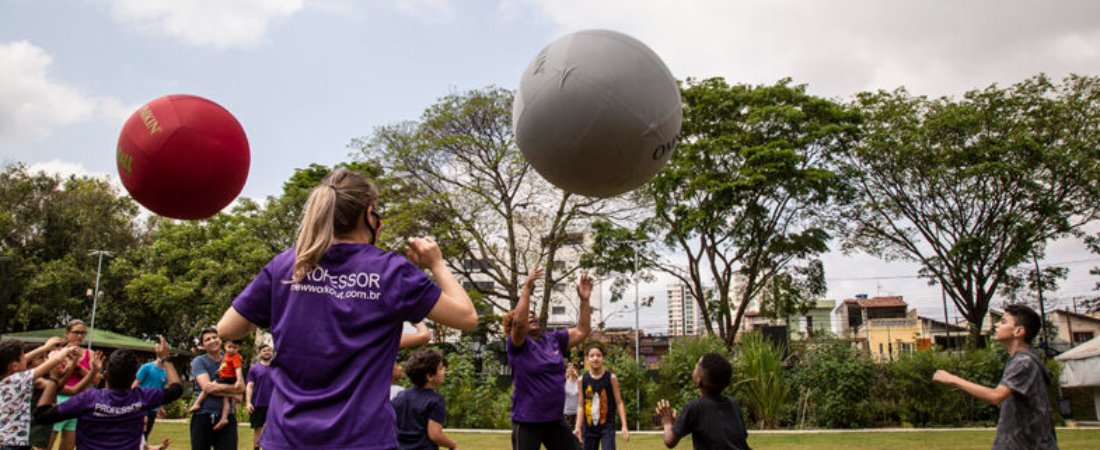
<box><xmin>0</xmin><ymin>328</ymin><xmax>191</xmax><ymax>357</ymax></box>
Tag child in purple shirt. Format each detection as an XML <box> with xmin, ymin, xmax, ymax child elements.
<box><xmin>35</xmin><ymin>337</ymin><xmax>183</xmax><ymax>450</ymax></box>
<box><xmin>216</xmin><ymin>168</ymin><xmax>478</xmax><ymax>450</ymax></box>
<box><xmin>506</xmin><ymin>266</ymin><xmax>593</xmax><ymax>450</ymax></box>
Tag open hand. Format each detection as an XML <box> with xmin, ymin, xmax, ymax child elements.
<box><xmin>576</xmin><ymin>272</ymin><xmax>593</xmax><ymax>300</ymax></box>
<box><xmin>91</xmin><ymin>351</ymin><xmax>106</xmax><ymax>372</ymax></box>
<box><xmin>655</xmin><ymin>400</ymin><xmax>676</xmax><ymax>425</ymax></box>
<box><xmin>524</xmin><ymin>266</ymin><xmax>544</xmax><ymax>290</ymax></box>
<box><xmin>154</xmin><ymin>335</ymin><xmax>170</xmax><ymax>360</ymax></box>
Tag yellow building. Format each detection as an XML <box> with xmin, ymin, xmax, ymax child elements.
<box><xmin>859</xmin><ymin>315</ymin><xmax>922</xmax><ymax>362</ymax></box>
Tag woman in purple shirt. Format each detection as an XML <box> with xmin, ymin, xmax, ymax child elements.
<box><xmin>506</xmin><ymin>266</ymin><xmax>592</xmax><ymax>450</ymax></box>
<box><xmin>216</xmin><ymin>168</ymin><xmax>477</xmax><ymax>450</ymax></box>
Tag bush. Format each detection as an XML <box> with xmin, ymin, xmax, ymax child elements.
<box><xmin>161</xmin><ymin>396</ymin><xmax>191</xmax><ymax>419</ymax></box>
<box><xmin>736</xmin><ymin>334</ymin><xmax>787</xmax><ymax>429</ymax></box>
<box><xmin>787</xmin><ymin>340</ymin><xmax>881</xmax><ymax>428</ymax></box>
<box><xmin>599</xmin><ymin>341</ymin><xmax>659</xmax><ymax>429</ymax></box>
<box><xmin>435</xmin><ymin>343</ymin><xmax>513</xmax><ymax>429</ymax></box>
<box><xmin>656</xmin><ymin>335</ymin><xmax>732</xmax><ymax>409</ymax></box>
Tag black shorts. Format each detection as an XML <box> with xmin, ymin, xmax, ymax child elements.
<box><xmin>250</xmin><ymin>406</ymin><xmax>268</xmax><ymax>429</ymax></box>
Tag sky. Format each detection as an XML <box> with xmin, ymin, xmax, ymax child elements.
<box><xmin>2</xmin><ymin>0</ymin><xmax>1099</xmax><ymax>333</ymax></box>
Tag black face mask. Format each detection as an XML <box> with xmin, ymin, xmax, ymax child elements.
<box><xmin>365</xmin><ymin>208</ymin><xmax>382</xmax><ymax>245</ymax></box>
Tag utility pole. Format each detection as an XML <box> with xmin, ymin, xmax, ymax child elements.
<box><xmin>1033</xmin><ymin>257</ymin><xmax>1050</xmax><ymax>350</ymax></box>
<box><xmin>615</xmin><ymin>238</ymin><xmax>644</xmax><ymax>432</ymax></box>
<box><xmin>1066</xmin><ymin>297</ymin><xmax>1078</xmax><ymax>347</ymax></box>
<box><xmin>941</xmin><ymin>287</ymin><xmax>952</xmax><ymax>349</ymax></box>
<box><xmin>88</xmin><ymin>250</ymin><xmax>112</xmax><ymax>350</ymax></box>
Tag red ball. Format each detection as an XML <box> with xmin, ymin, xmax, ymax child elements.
<box><xmin>116</xmin><ymin>95</ymin><xmax>250</xmax><ymax>220</ymax></box>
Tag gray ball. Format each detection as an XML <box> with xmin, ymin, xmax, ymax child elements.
<box><xmin>513</xmin><ymin>29</ymin><xmax>682</xmax><ymax>198</ymax></box>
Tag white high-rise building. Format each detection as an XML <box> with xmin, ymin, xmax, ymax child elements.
<box><xmin>545</xmin><ymin>234</ymin><xmax>603</xmax><ymax>329</ymax></box>
<box><xmin>667</xmin><ymin>283</ymin><xmax>704</xmax><ymax>336</ymax></box>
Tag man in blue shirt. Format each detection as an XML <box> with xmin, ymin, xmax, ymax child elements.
<box><xmin>133</xmin><ymin>354</ymin><xmax>168</xmax><ymax>439</ymax></box>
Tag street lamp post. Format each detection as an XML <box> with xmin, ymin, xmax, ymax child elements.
<box><xmin>88</xmin><ymin>250</ymin><xmax>112</xmax><ymax>350</ymax></box>
<box><xmin>613</xmin><ymin>238</ymin><xmax>644</xmax><ymax>431</ymax></box>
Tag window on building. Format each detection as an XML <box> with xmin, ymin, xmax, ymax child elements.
<box><xmin>552</xmin><ymin>306</ymin><xmax>566</xmax><ymax>315</ymax></box>
<box><xmin>462</xmin><ymin>259</ymin><xmax>495</xmax><ymax>272</ymax></box>
<box><xmin>462</xmin><ymin>281</ymin><xmax>495</xmax><ymax>291</ymax></box>
<box><xmin>1072</xmin><ymin>331</ymin><xmax>1094</xmax><ymax>344</ymax></box>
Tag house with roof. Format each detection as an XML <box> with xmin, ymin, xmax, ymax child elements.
<box><xmin>1052</xmin><ymin>309</ymin><xmax>1100</xmax><ymax>351</ymax></box>
<box><xmin>831</xmin><ymin>295</ymin><xmax>913</xmax><ymax>361</ymax></box>
<box><xmin>740</xmin><ymin>300</ymin><xmax>837</xmax><ymax>342</ymax></box>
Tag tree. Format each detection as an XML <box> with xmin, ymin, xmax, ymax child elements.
<box><xmin>588</xmin><ymin>78</ymin><xmax>860</xmax><ymax>347</ymax></box>
<box><xmin>998</xmin><ymin>256</ymin><xmax>1068</xmax><ymax>348</ymax></box>
<box><xmin>114</xmin><ymin>201</ymin><xmax>275</xmax><ymax>345</ymax></box>
<box><xmin>0</xmin><ymin>164</ymin><xmax>140</xmax><ymax>331</ymax></box>
<box><xmin>351</xmin><ymin>87</ymin><xmax>622</xmax><ymax>324</ymax></box>
<box><xmin>836</xmin><ymin>74</ymin><xmax>1100</xmax><ymax>346</ymax></box>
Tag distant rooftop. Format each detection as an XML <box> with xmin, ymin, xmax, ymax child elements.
<box><xmin>852</xmin><ymin>296</ymin><xmax>907</xmax><ymax>308</ymax></box>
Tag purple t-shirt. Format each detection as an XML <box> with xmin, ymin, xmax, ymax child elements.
<box><xmin>232</xmin><ymin>244</ymin><xmax>441</xmax><ymax>450</ymax></box>
<box><xmin>55</xmin><ymin>387</ymin><xmax>165</xmax><ymax>450</ymax></box>
<box><xmin>507</xmin><ymin>328</ymin><xmax>570</xmax><ymax>423</ymax></box>
<box><xmin>246</xmin><ymin>362</ymin><xmax>274</xmax><ymax>408</ymax></box>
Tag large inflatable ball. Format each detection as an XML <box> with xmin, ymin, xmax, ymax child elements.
<box><xmin>513</xmin><ymin>29</ymin><xmax>682</xmax><ymax>198</ymax></box>
<box><xmin>116</xmin><ymin>94</ymin><xmax>250</xmax><ymax>220</ymax></box>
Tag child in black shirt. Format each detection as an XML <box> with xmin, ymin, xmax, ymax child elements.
<box><xmin>393</xmin><ymin>348</ymin><xmax>458</xmax><ymax>450</ymax></box>
<box><xmin>655</xmin><ymin>352</ymin><xmax>750</xmax><ymax>450</ymax></box>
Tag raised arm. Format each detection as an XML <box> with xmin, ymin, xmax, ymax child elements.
<box><xmin>567</xmin><ymin>272</ymin><xmax>593</xmax><ymax>349</ymax></box>
<box><xmin>33</xmin><ymin>345</ymin><xmax>81</xmax><ymax>380</ymax></box>
<box><xmin>932</xmin><ymin>370</ymin><xmax>1012</xmax><ymax>406</ymax></box>
<box><xmin>154</xmin><ymin>337</ymin><xmax>183</xmax><ymax>403</ymax></box>
<box><xmin>656</xmin><ymin>400</ymin><xmax>682</xmax><ymax>448</ymax></box>
<box><xmin>400</xmin><ymin>322</ymin><xmax>432</xmax><ymax>349</ymax></box>
<box><xmin>25</xmin><ymin>337</ymin><xmax>64</xmax><ymax>363</ymax></box>
<box><xmin>406</xmin><ymin>237</ymin><xmax>477</xmax><ymax>331</ymax></box>
<box><xmin>511</xmin><ymin>266</ymin><xmax>544</xmax><ymax>348</ymax></box>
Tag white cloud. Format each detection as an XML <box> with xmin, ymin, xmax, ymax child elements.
<box><xmin>529</xmin><ymin>0</ymin><xmax>1100</xmax><ymax>97</ymax></box>
<box><xmin>0</xmin><ymin>41</ymin><xmax>127</xmax><ymax>144</ymax></box>
<box><xmin>108</xmin><ymin>0</ymin><xmax>306</xmax><ymax>49</ymax></box>
<box><xmin>28</xmin><ymin>159</ymin><xmax>106</xmax><ymax>179</ymax></box>
<box><xmin>395</xmin><ymin>0</ymin><xmax>453</xmax><ymax>23</ymax></box>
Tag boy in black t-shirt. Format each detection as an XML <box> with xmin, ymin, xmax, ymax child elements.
<box><xmin>655</xmin><ymin>353</ymin><xmax>750</xmax><ymax>450</ymax></box>
<box><xmin>933</xmin><ymin>304</ymin><xmax>1058</xmax><ymax>449</ymax></box>
<box><xmin>393</xmin><ymin>348</ymin><xmax>458</xmax><ymax>450</ymax></box>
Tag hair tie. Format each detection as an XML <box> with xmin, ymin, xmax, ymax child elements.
<box><xmin>327</xmin><ymin>185</ymin><xmax>338</xmax><ymax>193</ymax></box>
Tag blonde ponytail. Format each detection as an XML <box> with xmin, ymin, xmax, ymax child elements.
<box><xmin>290</xmin><ymin>187</ymin><xmax>337</xmax><ymax>283</ymax></box>
<box><xmin>287</xmin><ymin>168</ymin><xmax>379</xmax><ymax>284</ymax></box>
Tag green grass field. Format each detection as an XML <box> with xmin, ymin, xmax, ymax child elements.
<box><xmin>147</xmin><ymin>422</ymin><xmax>1100</xmax><ymax>449</ymax></box>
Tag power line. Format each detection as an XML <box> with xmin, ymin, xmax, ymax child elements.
<box><xmin>825</xmin><ymin>258</ymin><xmax>1100</xmax><ymax>283</ymax></box>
